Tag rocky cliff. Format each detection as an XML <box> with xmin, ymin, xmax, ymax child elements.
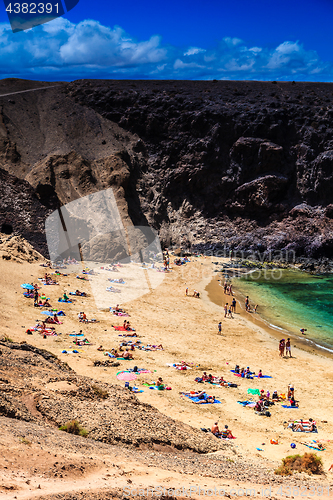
<box><xmin>2</xmin><ymin>78</ymin><xmax>333</xmax><ymax>262</ymax></box>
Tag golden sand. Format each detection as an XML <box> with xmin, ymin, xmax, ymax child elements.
<box><xmin>2</xmin><ymin>254</ymin><xmax>333</xmax><ymax>471</ymax></box>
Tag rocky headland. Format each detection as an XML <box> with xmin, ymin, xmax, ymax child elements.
<box><xmin>1</xmin><ymin>79</ymin><xmax>333</xmax><ymax>266</ymax></box>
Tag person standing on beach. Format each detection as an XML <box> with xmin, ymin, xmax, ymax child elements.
<box><xmin>224</xmin><ymin>303</ymin><xmax>228</xmax><ymax>318</ymax></box>
<box><xmin>218</xmin><ymin>322</ymin><xmax>222</xmax><ymax>335</ymax></box>
<box><xmin>279</xmin><ymin>339</ymin><xmax>285</xmax><ymax>357</ymax></box>
<box><xmin>285</xmin><ymin>338</ymin><xmax>292</xmax><ymax>357</ymax></box>
<box><xmin>245</xmin><ymin>296</ymin><xmax>249</xmax><ymax>311</ymax></box>
<box><xmin>186</xmin><ymin>287</ymin><xmax>188</xmax><ymax>296</ymax></box>
<box><xmin>231</xmin><ymin>297</ymin><xmax>236</xmax><ymax>313</ymax></box>
<box><xmin>227</xmin><ymin>305</ymin><xmax>233</xmax><ymax>318</ymax></box>
<box><xmin>224</xmin><ymin>281</ymin><xmax>228</xmax><ymax>294</ymax></box>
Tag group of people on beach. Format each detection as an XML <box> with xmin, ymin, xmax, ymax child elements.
<box><xmin>245</xmin><ymin>296</ymin><xmax>258</xmax><ymax>313</ymax></box>
<box><xmin>279</xmin><ymin>338</ymin><xmax>292</xmax><ymax>357</ymax></box>
<box><xmin>223</xmin><ymin>281</ymin><xmax>233</xmax><ymax>295</ymax></box>
<box><xmin>223</xmin><ymin>298</ymin><xmax>236</xmax><ymax>318</ymax></box>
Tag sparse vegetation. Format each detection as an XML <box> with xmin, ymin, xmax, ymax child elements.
<box><xmin>91</xmin><ymin>384</ymin><xmax>109</xmax><ymax>399</ymax></box>
<box><xmin>2</xmin><ymin>336</ymin><xmax>13</xmax><ymax>342</ymax></box>
<box><xmin>275</xmin><ymin>453</ymin><xmax>323</xmax><ymax>476</ymax></box>
<box><xmin>59</xmin><ymin>420</ymin><xmax>88</xmax><ymax>437</ymax></box>
<box><xmin>20</xmin><ymin>437</ymin><xmax>32</xmax><ymax>446</ymax></box>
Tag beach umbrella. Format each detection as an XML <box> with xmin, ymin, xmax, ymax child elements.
<box><xmin>21</xmin><ymin>284</ymin><xmax>34</xmax><ymax>290</ymax></box>
<box><xmin>116</xmin><ymin>371</ymin><xmax>137</xmax><ymax>381</ymax></box>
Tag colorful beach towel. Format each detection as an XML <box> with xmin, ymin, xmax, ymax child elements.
<box><xmin>58</xmin><ymin>299</ymin><xmax>72</xmax><ymax>303</ymax></box>
<box><xmin>183</xmin><ymin>394</ymin><xmax>221</xmax><ymax>404</ymax></box>
<box><xmin>282</xmin><ymin>405</ymin><xmax>299</xmax><ymax>409</ymax></box>
<box><xmin>113</xmin><ymin>326</ymin><xmax>136</xmax><ymax>332</ymax></box>
<box><xmin>247</xmin><ymin>389</ymin><xmax>260</xmax><ymax>395</ymax></box>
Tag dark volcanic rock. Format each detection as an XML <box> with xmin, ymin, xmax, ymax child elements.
<box><xmin>0</xmin><ymin>167</ymin><xmax>51</xmax><ymax>256</ymax></box>
<box><xmin>66</xmin><ymin>79</ymin><xmax>333</xmax><ymax>259</ymax></box>
<box><xmin>3</xmin><ymin>79</ymin><xmax>333</xmax><ymax>260</ymax></box>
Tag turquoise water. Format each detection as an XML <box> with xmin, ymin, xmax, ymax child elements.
<box><xmin>235</xmin><ymin>268</ymin><xmax>333</xmax><ymax>352</ymax></box>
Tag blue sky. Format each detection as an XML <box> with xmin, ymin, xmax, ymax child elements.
<box><xmin>0</xmin><ymin>0</ymin><xmax>333</xmax><ymax>81</ymax></box>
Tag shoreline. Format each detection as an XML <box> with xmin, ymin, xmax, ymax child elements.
<box><xmin>205</xmin><ymin>266</ymin><xmax>333</xmax><ymax>362</ymax></box>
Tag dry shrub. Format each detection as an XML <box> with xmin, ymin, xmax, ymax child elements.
<box><xmin>59</xmin><ymin>420</ymin><xmax>88</xmax><ymax>437</ymax></box>
<box><xmin>275</xmin><ymin>453</ymin><xmax>323</xmax><ymax>476</ymax></box>
<box><xmin>91</xmin><ymin>384</ymin><xmax>109</xmax><ymax>399</ymax></box>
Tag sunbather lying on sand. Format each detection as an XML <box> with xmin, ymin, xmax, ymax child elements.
<box><xmin>193</xmin><ymin>395</ymin><xmax>215</xmax><ymax>404</ymax></box>
<box><xmin>123</xmin><ymin>349</ymin><xmax>134</xmax><ymax>359</ymax></box>
<box><xmin>292</xmin><ymin>419</ymin><xmax>315</xmax><ymax>432</ymax></box>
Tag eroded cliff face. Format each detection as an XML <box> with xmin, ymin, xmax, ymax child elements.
<box><xmin>66</xmin><ymin>79</ymin><xmax>333</xmax><ymax>261</ymax></box>
<box><xmin>1</xmin><ymin>78</ymin><xmax>333</xmax><ymax>261</ymax></box>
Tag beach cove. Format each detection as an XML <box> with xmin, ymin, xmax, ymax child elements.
<box><xmin>1</xmin><ymin>249</ymin><xmax>333</xmax><ymax>495</ymax></box>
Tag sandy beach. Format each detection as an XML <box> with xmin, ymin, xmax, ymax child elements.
<box><xmin>1</xmin><ymin>242</ymin><xmax>333</xmax><ymax>497</ymax></box>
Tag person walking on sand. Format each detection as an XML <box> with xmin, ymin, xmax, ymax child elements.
<box><xmin>279</xmin><ymin>339</ymin><xmax>285</xmax><ymax>357</ymax></box>
<box><xmin>231</xmin><ymin>297</ymin><xmax>236</xmax><ymax>313</ymax></box>
<box><xmin>224</xmin><ymin>303</ymin><xmax>228</xmax><ymax>318</ymax></box>
<box><xmin>245</xmin><ymin>296</ymin><xmax>249</xmax><ymax>311</ymax></box>
<box><xmin>224</xmin><ymin>281</ymin><xmax>228</xmax><ymax>294</ymax></box>
<box><xmin>285</xmin><ymin>338</ymin><xmax>292</xmax><ymax>357</ymax></box>
<box><xmin>218</xmin><ymin>322</ymin><xmax>222</xmax><ymax>335</ymax></box>
<box><xmin>227</xmin><ymin>305</ymin><xmax>233</xmax><ymax>318</ymax></box>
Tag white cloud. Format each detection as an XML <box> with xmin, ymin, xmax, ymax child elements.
<box><xmin>0</xmin><ymin>18</ymin><xmax>331</xmax><ymax>81</ymax></box>
<box><xmin>184</xmin><ymin>47</ymin><xmax>206</xmax><ymax>56</ymax></box>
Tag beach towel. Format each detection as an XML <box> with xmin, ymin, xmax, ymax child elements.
<box><xmin>237</xmin><ymin>401</ymin><xmax>256</xmax><ymax>407</ymax></box>
<box><xmin>233</xmin><ymin>373</ymin><xmax>253</xmax><ymax>379</ymax></box>
<box><xmin>183</xmin><ymin>394</ymin><xmax>221</xmax><ymax>404</ymax></box>
<box><xmin>292</xmin><ymin>428</ymin><xmax>318</xmax><ymax>433</ymax></box>
<box><xmin>142</xmin><ymin>383</ymin><xmax>165</xmax><ymax>390</ymax></box>
<box><xmin>58</xmin><ymin>299</ymin><xmax>72</xmax><ymax>303</ymax></box>
<box><xmin>69</xmin><ymin>333</ymin><xmax>84</xmax><ymax>336</ymax></box>
<box><xmin>113</xmin><ymin>325</ymin><xmax>135</xmax><ymax>331</ymax></box>
<box><xmin>189</xmin><ymin>396</ymin><xmax>221</xmax><ymax>404</ymax></box>
<box><xmin>282</xmin><ymin>405</ymin><xmax>299</xmax><ymax>409</ymax></box>
<box><xmin>301</xmin><ymin>442</ymin><xmax>325</xmax><ymax>451</ymax></box>
<box><xmin>247</xmin><ymin>389</ymin><xmax>260</xmax><ymax>395</ymax></box>
<box><xmin>117</xmin><ymin>357</ymin><xmax>131</xmax><ymax>360</ymax></box>
<box><xmin>254</xmin><ymin>375</ymin><xmax>272</xmax><ymax>379</ymax></box>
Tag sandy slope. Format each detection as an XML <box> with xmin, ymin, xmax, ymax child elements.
<box><xmin>1</xmin><ymin>251</ymin><xmax>333</xmax><ymax>498</ymax></box>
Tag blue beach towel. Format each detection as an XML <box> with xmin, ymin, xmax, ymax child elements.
<box><xmin>184</xmin><ymin>394</ymin><xmax>221</xmax><ymax>404</ymax></box>
<box><xmin>282</xmin><ymin>405</ymin><xmax>299</xmax><ymax>409</ymax></box>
